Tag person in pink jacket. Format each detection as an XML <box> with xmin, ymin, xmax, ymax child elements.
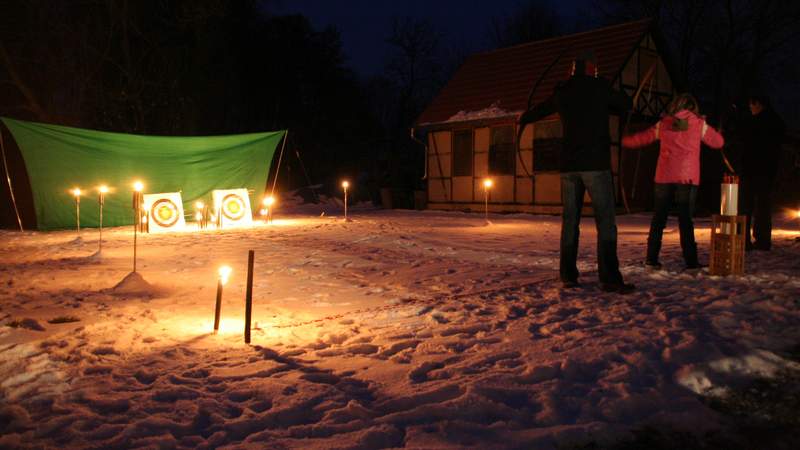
<box><xmin>622</xmin><ymin>94</ymin><xmax>725</xmax><ymax>270</ymax></box>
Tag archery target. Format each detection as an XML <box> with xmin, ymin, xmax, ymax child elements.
<box><xmin>143</xmin><ymin>192</ymin><xmax>186</xmax><ymax>233</ymax></box>
<box><xmin>212</xmin><ymin>189</ymin><xmax>253</xmax><ymax>228</ymax></box>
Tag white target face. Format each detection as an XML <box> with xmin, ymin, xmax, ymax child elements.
<box><xmin>143</xmin><ymin>192</ymin><xmax>186</xmax><ymax>233</ymax></box>
<box><xmin>151</xmin><ymin>199</ymin><xmax>180</xmax><ymax>227</ymax></box>
<box><xmin>212</xmin><ymin>189</ymin><xmax>253</xmax><ymax>228</ymax></box>
<box><xmin>221</xmin><ymin>194</ymin><xmax>246</xmax><ymax>221</ymax></box>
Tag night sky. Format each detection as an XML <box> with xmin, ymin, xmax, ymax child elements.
<box><xmin>270</xmin><ymin>0</ymin><xmax>594</xmax><ymax>77</ymax></box>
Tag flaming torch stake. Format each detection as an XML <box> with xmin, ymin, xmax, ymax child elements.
<box><xmin>98</xmin><ymin>185</ymin><xmax>109</xmax><ymax>254</ymax></box>
<box><xmin>214</xmin><ymin>266</ymin><xmax>232</xmax><ymax>334</ymax></box>
<box><xmin>132</xmin><ymin>181</ymin><xmax>143</xmax><ymax>272</ymax></box>
<box><xmin>483</xmin><ymin>178</ymin><xmax>493</xmax><ymax>224</ymax></box>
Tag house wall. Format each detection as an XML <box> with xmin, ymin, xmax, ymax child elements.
<box><xmin>427</xmin><ymin>131</ymin><xmax>451</xmax><ymax>203</ymax></box>
<box><xmin>425</xmin><ymin>32</ymin><xmax>675</xmax><ymax>213</ymax></box>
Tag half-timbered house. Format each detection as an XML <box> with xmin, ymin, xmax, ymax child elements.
<box><xmin>414</xmin><ymin>19</ymin><xmax>677</xmax><ymax>213</ymax></box>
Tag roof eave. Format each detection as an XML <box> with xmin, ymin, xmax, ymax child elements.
<box><xmin>415</xmin><ymin>114</ymin><xmax>521</xmax><ymax>131</ymax></box>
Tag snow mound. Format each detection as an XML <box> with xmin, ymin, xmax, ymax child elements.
<box><xmin>107</xmin><ymin>272</ymin><xmax>162</xmax><ymax>297</ymax></box>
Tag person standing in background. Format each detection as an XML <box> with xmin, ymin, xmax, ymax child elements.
<box><xmin>739</xmin><ymin>93</ymin><xmax>785</xmax><ymax>251</ymax></box>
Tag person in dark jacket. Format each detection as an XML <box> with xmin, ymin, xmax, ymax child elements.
<box><xmin>739</xmin><ymin>93</ymin><xmax>785</xmax><ymax>251</ymax></box>
<box><xmin>519</xmin><ymin>50</ymin><xmax>634</xmax><ymax>293</ymax></box>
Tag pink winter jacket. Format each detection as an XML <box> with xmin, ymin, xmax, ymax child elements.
<box><xmin>622</xmin><ymin>110</ymin><xmax>724</xmax><ymax>185</ymax></box>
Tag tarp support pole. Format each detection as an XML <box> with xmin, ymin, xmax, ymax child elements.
<box><xmin>0</xmin><ymin>128</ymin><xmax>23</xmax><ymax>231</ymax></box>
<box><xmin>270</xmin><ymin>131</ymin><xmax>288</xmax><ymax>196</ymax></box>
<box><xmin>294</xmin><ymin>146</ymin><xmax>321</xmax><ymax>203</ymax></box>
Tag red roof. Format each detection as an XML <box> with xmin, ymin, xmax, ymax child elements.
<box><xmin>416</xmin><ymin>19</ymin><xmax>653</xmax><ymax>126</ymax></box>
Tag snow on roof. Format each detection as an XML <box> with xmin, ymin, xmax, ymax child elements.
<box><xmin>442</xmin><ymin>101</ymin><xmax>522</xmax><ymax>124</ymax></box>
<box><xmin>416</xmin><ymin>19</ymin><xmax>652</xmax><ymax>127</ymax></box>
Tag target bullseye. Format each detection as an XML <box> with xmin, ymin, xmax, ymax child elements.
<box><xmin>143</xmin><ymin>192</ymin><xmax>186</xmax><ymax>233</ymax></box>
<box><xmin>212</xmin><ymin>189</ymin><xmax>253</xmax><ymax>229</ymax></box>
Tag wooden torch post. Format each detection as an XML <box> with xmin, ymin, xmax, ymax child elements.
<box><xmin>244</xmin><ymin>250</ymin><xmax>254</xmax><ymax>344</ymax></box>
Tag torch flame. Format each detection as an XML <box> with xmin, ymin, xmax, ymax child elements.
<box><xmin>218</xmin><ymin>266</ymin><xmax>232</xmax><ymax>285</ymax></box>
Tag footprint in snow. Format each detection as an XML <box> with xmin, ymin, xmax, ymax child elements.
<box><xmin>408</xmin><ymin>360</ymin><xmax>445</xmax><ymax>383</ymax></box>
<box><xmin>300</xmin><ymin>371</ymin><xmax>341</xmax><ymax>385</ymax></box>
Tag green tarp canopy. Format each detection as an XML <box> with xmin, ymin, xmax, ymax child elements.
<box><xmin>1</xmin><ymin>117</ymin><xmax>285</xmax><ymax>230</ymax></box>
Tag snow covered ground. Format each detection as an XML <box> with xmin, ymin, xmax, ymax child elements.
<box><xmin>1</xmin><ymin>199</ymin><xmax>799</xmax><ymax>449</ymax></box>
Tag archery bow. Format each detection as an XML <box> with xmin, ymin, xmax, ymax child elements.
<box><xmin>716</xmin><ymin>104</ymin><xmax>737</xmax><ymax>174</ymax></box>
<box><xmin>620</xmin><ymin>61</ymin><xmax>657</xmax><ymax>214</ymax></box>
<box><xmin>515</xmin><ymin>43</ymin><xmax>574</xmax><ymax>176</ymax></box>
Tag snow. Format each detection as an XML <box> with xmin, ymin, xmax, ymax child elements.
<box><xmin>444</xmin><ymin>101</ymin><xmax>522</xmax><ymax>123</ymax></box>
<box><xmin>1</xmin><ymin>201</ymin><xmax>799</xmax><ymax>449</ymax></box>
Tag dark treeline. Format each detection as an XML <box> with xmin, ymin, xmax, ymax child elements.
<box><xmin>1</xmin><ymin>0</ymin><xmax>798</xmax><ymax>226</ymax></box>
<box><xmin>0</xmin><ymin>0</ymin><xmax>382</xmax><ymax>208</ymax></box>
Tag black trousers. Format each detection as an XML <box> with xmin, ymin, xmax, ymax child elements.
<box><xmin>740</xmin><ymin>175</ymin><xmax>774</xmax><ymax>249</ymax></box>
<box><xmin>646</xmin><ymin>183</ymin><xmax>699</xmax><ymax>267</ymax></box>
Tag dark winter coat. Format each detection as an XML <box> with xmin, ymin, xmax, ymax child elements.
<box><xmin>519</xmin><ymin>74</ymin><xmax>631</xmax><ymax>172</ymax></box>
<box><xmin>740</xmin><ymin>107</ymin><xmax>785</xmax><ymax>180</ymax></box>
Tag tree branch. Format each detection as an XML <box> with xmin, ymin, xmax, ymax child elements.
<box><xmin>0</xmin><ymin>41</ymin><xmax>50</xmax><ymax>121</ymax></box>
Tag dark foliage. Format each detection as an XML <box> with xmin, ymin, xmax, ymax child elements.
<box><xmin>0</xmin><ymin>0</ymin><xmax>381</xmax><ymax>204</ymax></box>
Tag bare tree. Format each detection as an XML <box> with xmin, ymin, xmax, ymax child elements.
<box><xmin>385</xmin><ymin>17</ymin><xmax>445</xmax><ymax>129</ymax></box>
<box><xmin>595</xmin><ymin>0</ymin><xmax>800</xmax><ymax>123</ymax></box>
<box><xmin>489</xmin><ymin>0</ymin><xmax>561</xmax><ymax>48</ymax></box>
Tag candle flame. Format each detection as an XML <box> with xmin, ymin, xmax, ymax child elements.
<box><xmin>342</xmin><ymin>180</ymin><xmax>349</xmax><ymax>189</ymax></box>
<box><xmin>99</xmin><ymin>185</ymin><xmax>109</xmax><ymax>194</ymax></box>
<box><xmin>263</xmin><ymin>196</ymin><xmax>275</xmax><ymax>207</ymax></box>
<box><xmin>483</xmin><ymin>179</ymin><xmax>493</xmax><ymax>189</ymax></box>
<box><xmin>72</xmin><ymin>187</ymin><xmax>81</xmax><ymax>197</ymax></box>
<box><xmin>133</xmin><ymin>181</ymin><xmax>144</xmax><ymax>192</ymax></box>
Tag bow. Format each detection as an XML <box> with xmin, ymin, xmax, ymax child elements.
<box><xmin>620</xmin><ymin>61</ymin><xmax>657</xmax><ymax>213</ymax></box>
<box><xmin>716</xmin><ymin>104</ymin><xmax>737</xmax><ymax>174</ymax></box>
<box><xmin>515</xmin><ymin>43</ymin><xmax>573</xmax><ymax>176</ymax></box>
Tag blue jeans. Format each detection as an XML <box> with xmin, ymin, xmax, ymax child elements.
<box><xmin>560</xmin><ymin>170</ymin><xmax>624</xmax><ymax>284</ymax></box>
<box><xmin>646</xmin><ymin>183</ymin><xmax>698</xmax><ymax>266</ymax></box>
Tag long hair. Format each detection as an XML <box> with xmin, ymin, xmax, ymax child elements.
<box><xmin>666</xmin><ymin>93</ymin><xmax>699</xmax><ymax>131</ymax></box>
<box><xmin>666</xmin><ymin>93</ymin><xmax>699</xmax><ymax>116</ymax></box>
